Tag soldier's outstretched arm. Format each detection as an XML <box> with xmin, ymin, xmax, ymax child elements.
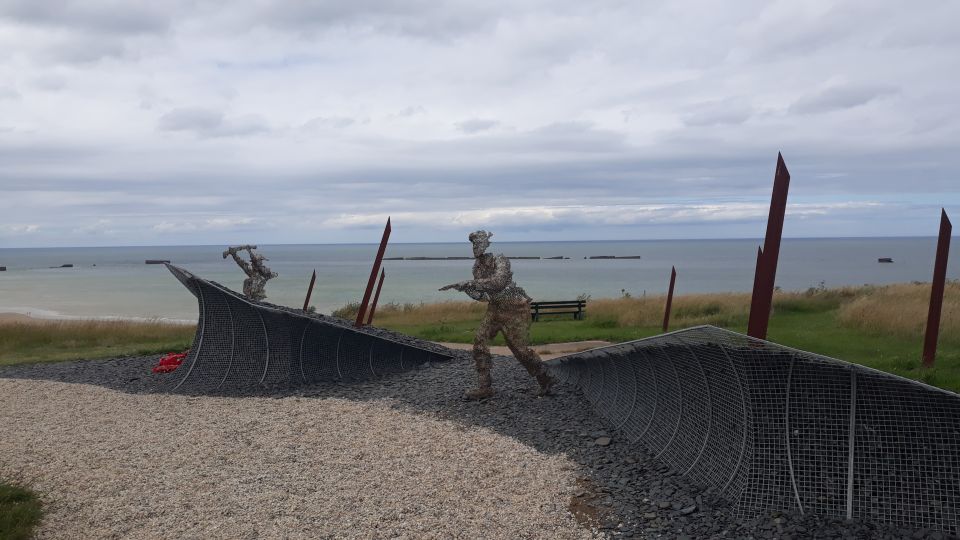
<box><xmin>440</xmin><ymin>281</ymin><xmax>487</xmax><ymax>301</ymax></box>
<box><xmin>224</xmin><ymin>249</ymin><xmax>254</xmax><ymax>276</ymax></box>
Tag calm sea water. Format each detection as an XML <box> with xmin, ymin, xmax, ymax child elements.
<box><xmin>0</xmin><ymin>238</ymin><xmax>956</xmax><ymax>321</ymax></box>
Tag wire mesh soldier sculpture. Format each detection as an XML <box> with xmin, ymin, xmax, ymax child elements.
<box><xmin>222</xmin><ymin>244</ymin><xmax>278</xmax><ymax>301</ymax></box>
<box><xmin>440</xmin><ymin>230</ymin><xmax>554</xmax><ymax>400</ymax></box>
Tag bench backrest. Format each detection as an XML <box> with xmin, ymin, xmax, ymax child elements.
<box><xmin>531</xmin><ymin>300</ymin><xmax>586</xmax><ymax>308</ymax></box>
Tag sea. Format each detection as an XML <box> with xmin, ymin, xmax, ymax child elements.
<box><xmin>0</xmin><ymin>238</ymin><xmax>956</xmax><ymax>322</ymax></box>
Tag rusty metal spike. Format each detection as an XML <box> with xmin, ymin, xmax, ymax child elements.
<box><xmin>662</xmin><ymin>266</ymin><xmax>677</xmax><ymax>332</ymax></box>
<box><xmin>302</xmin><ymin>269</ymin><xmax>317</xmax><ymax>312</ymax></box>
<box><xmin>356</xmin><ymin>217</ymin><xmax>392</xmax><ymax>327</ymax></box>
<box><xmin>366</xmin><ymin>269</ymin><xmax>386</xmax><ymax>326</ymax></box>
<box><xmin>748</xmin><ymin>153</ymin><xmax>791</xmax><ymax>340</ymax></box>
<box><xmin>922</xmin><ymin>209</ymin><xmax>952</xmax><ymax>368</ymax></box>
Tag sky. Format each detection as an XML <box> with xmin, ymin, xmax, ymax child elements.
<box><xmin>0</xmin><ymin>0</ymin><xmax>958</xmax><ymax>247</ymax></box>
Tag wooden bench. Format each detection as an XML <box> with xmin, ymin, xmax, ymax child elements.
<box><xmin>530</xmin><ymin>300</ymin><xmax>586</xmax><ymax>321</ymax></box>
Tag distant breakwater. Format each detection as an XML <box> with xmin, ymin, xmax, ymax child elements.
<box><xmin>383</xmin><ymin>255</ymin><xmax>641</xmax><ymax>261</ymax></box>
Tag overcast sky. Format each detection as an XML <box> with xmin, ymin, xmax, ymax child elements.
<box><xmin>1</xmin><ymin>0</ymin><xmax>958</xmax><ymax>247</ymax></box>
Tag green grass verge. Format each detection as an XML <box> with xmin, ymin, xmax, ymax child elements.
<box><xmin>0</xmin><ymin>481</ymin><xmax>43</xmax><ymax>540</ymax></box>
<box><xmin>2</xmin><ymin>284</ymin><xmax>957</xmax><ymax>394</ymax></box>
<box><xmin>0</xmin><ymin>320</ymin><xmax>195</xmax><ymax>367</ymax></box>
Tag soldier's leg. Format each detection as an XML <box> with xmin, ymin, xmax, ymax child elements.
<box><xmin>500</xmin><ymin>307</ymin><xmax>554</xmax><ymax>395</ymax></box>
<box><xmin>466</xmin><ymin>310</ymin><xmax>499</xmax><ymax>399</ymax></box>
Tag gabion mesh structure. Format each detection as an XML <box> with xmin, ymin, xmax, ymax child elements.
<box><xmin>160</xmin><ymin>264</ymin><xmax>452</xmax><ymax>393</ymax></box>
<box><xmin>547</xmin><ymin>326</ymin><xmax>960</xmax><ymax>534</ymax></box>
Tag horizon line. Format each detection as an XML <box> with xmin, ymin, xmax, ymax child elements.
<box><xmin>0</xmin><ymin>234</ymin><xmax>953</xmax><ymax>250</ymax></box>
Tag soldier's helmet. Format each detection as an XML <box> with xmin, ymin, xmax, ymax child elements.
<box><xmin>468</xmin><ymin>230</ymin><xmax>493</xmax><ymax>244</ymax></box>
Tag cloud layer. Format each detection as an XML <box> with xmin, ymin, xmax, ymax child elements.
<box><xmin>0</xmin><ymin>0</ymin><xmax>958</xmax><ymax>246</ymax></box>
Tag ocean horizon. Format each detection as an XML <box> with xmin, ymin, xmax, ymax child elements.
<box><xmin>1</xmin><ymin>237</ymin><xmax>956</xmax><ymax>321</ymax></box>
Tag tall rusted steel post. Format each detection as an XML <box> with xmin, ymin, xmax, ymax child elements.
<box><xmin>366</xmin><ymin>269</ymin><xmax>386</xmax><ymax>326</ymax></box>
<box><xmin>662</xmin><ymin>266</ymin><xmax>677</xmax><ymax>332</ymax></box>
<box><xmin>355</xmin><ymin>217</ymin><xmax>391</xmax><ymax>327</ymax></box>
<box><xmin>750</xmin><ymin>245</ymin><xmax>764</xmax><ymax>310</ymax></box>
<box><xmin>302</xmin><ymin>269</ymin><xmax>317</xmax><ymax>312</ymax></box>
<box><xmin>747</xmin><ymin>153</ymin><xmax>791</xmax><ymax>340</ymax></box>
<box><xmin>922</xmin><ymin>209</ymin><xmax>952</xmax><ymax>368</ymax></box>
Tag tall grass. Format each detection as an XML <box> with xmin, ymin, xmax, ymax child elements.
<box><xmin>0</xmin><ymin>318</ymin><xmax>195</xmax><ymax>366</ymax></box>
<box><xmin>838</xmin><ymin>282</ymin><xmax>960</xmax><ymax>345</ymax></box>
<box><xmin>357</xmin><ymin>288</ymin><xmax>855</xmax><ymax>332</ymax></box>
<box><xmin>337</xmin><ymin>301</ymin><xmax>485</xmax><ymax>324</ymax></box>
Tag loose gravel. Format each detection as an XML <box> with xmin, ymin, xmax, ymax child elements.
<box><xmin>2</xmin><ymin>353</ymin><xmax>955</xmax><ymax>539</ymax></box>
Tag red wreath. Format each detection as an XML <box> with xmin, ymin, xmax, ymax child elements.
<box><xmin>152</xmin><ymin>351</ymin><xmax>187</xmax><ymax>373</ymax></box>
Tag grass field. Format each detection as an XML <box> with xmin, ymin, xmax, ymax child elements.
<box><xmin>346</xmin><ymin>281</ymin><xmax>960</xmax><ymax>392</ymax></box>
<box><xmin>0</xmin><ymin>481</ymin><xmax>42</xmax><ymax>540</ymax></box>
<box><xmin>0</xmin><ymin>318</ymin><xmax>194</xmax><ymax>367</ymax></box>
<box><xmin>1</xmin><ymin>282</ymin><xmax>957</xmax><ymax>391</ymax></box>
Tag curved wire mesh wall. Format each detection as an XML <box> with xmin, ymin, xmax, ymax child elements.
<box><xmin>159</xmin><ymin>264</ymin><xmax>453</xmax><ymax>393</ymax></box>
<box><xmin>547</xmin><ymin>326</ymin><xmax>960</xmax><ymax>534</ymax></box>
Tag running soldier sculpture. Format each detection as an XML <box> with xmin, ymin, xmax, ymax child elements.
<box><xmin>222</xmin><ymin>244</ymin><xmax>278</xmax><ymax>301</ymax></box>
<box><xmin>440</xmin><ymin>230</ymin><xmax>554</xmax><ymax>399</ymax></box>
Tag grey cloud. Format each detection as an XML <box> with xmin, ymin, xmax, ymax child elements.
<box><xmin>0</xmin><ymin>0</ymin><xmax>171</xmax><ymax>34</ymax></box>
<box><xmin>683</xmin><ymin>100</ymin><xmax>753</xmax><ymax>126</ymax></box>
<box><xmin>251</xmin><ymin>0</ymin><xmax>501</xmax><ymax>40</ymax></box>
<box><xmin>512</xmin><ymin>122</ymin><xmax>626</xmax><ymax>154</ymax></box>
<box><xmin>790</xmin><ymin>84</ymin><xmax>898</xmax><ymax>114</ymax></box>
<box><xmin>31</xmin><ymin>74</ymin><xmax>67</xmax><ymax>91</ymax></box>
<box><xmin>456</xmin><ymin>118</ymin><xmax>499</xmax><ymax>133</ymax></box>
<box><xmin>45</xmin><ymin>34</ymin><xmax>128</xmax><ymax>63</ymax></box>
<box><xmin>0</xmin><ymin>86</ymin><xmax>19</xmax><ymax>99</ymax></box>
<box><xmin>158</xmin><ymin>108</ymin><xmax>269</xmax><ymax>138</ymax></box>
<box><xmin>1</xmin><ymin>0</ymin><xmax>959</xmax><ymax>246</ymax></box>
<box><xmin>302</xmin><ymin>116</ymin><xmax>356</xmax><ymax>130</ymax></box>
<box><xmin>392</xmin><ymin>106</ymin><xmax>426</xmax><ymax>118</ymax></box>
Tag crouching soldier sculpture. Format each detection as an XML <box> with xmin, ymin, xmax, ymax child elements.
<box><xmin>222</xmin><ymin>244</ymin><xmax>278</xmax><ymax>301</ymax></box>
<box><xmin>440</xmin><ymin>230</ymin><xmax>554</xmax><ymax>399</ymax></box>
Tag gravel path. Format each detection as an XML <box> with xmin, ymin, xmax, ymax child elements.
<box><xmin>2</xmin><ymin>354</ymin><xmax>953</xmax><ymax>539</ymax></box>
<box><xmin>0</xmin><ymin>377</ymin><xmax>589</xmax><ymax>539</ymax></box>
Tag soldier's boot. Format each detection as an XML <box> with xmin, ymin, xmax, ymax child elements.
<box><xmin>535</xmin><ymin>369</ymin><xmax>555</xmax><ymax>396</ymax></box>
<box><xmin>464</xmin><ymin>369</ymin><xmax>494</xmax><ymax>400</ymax></box>
<box><xmin>516</xmin><ymin>357</ymin><xmax>555</xmax><ymax>397</ymax></box>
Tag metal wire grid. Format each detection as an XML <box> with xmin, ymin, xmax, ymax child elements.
<box><xmin>788</xmin><ymin>358</ymin><xmax>850</xmax><ymax>517</ymax></box>
<box><xmin>853</xmin><ymin>368</ymin><xmax>960</xmax><ymax>532</ymax></box>
<box><xmin>160</xmin><ymin>265</ymin><xmax>452</xmax><ymax>393</ymax></box>
<box><xmin>546</xmin><ymin>325</ymin><xmax>960</xmax><ymax>534</ymax></box>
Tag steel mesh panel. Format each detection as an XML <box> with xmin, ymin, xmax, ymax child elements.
<box><xmin>370</xmin><ymin>340</ymin><xmax>405</xmax><ymax>377</ymax></box>
<box><xmin>336</xmin><ymin>332</ymin><xmax>372</xmax><ymax>381</ymax></box>
<box><xmin>547</xmin><ymin>325</ymin><xmax>960</xmax><ymax>535</ymax></box>
<box><xmin>620</xmin><ymin>344</ymin><xmax>657</xmax><ymax>443</ymax></box>
<box><xmin>656</xmin><ymin>341</ymin><xmax>710</xmax><ymax>474</ymax></box>
<box><xmin>853</xmin><ymin>369</ymin><xmax>960</xmax><ymax>532</ymax></box>
<box><xmin>729</xmin><ymin>345</ymin><xmax>794</xmax><ymax>515</ymax></box>
<box><xmin>591</xmin><ymin>354</ymin><xmax>619</xmax><ymax>419</ymax></box>
<box><xmin>606</xmin><ymin>350</ymin><xmax>639</xmax><ymax>433</ymax></box>
<box><xmin>152</xmin><ymin>272</ymin><xmax>205</xmax><ymax>393</ymax></box>
<box><xmin>401</xmin><ymin>347</ymin><xmax>428</xmax><ymax>368</ymax></box>
<box><xmin>220</xmin><ymin>293</ymin><xmax>269</xmax><ymax>388</ymax></box>
<box><xmin>176</xmin><ymin>286</ymin><xmax>235</xmax><ymax>392</ymax></box>
<box><xmin>788</xmin><ymin>359</ymin><xmax>850</xmax><ymax>517</ymax></box>
<box><xmin>260</xmin><ymin>310</ymin><xmax>296</xmax><ymax>386</ymax></box>
<box><xmin>677</xmin><ymin>338</ymin><xmax>746</xmax><ymax>494</ymax></box>
<box><xmin>578</xmin><ymin>357</ymin><xmax>602</xmax><ymax>406</ymax></box>
<box><xmin>643</xmin><ymin>345</ymin><xmax>683</xmax><ymax>457</ymax></box>
<box><xmin>158</xmin><ymin>265</ymin><xmax>452</xmax><ymax>392</ymax></box>
<box><xmin>315</xmin><ymin>324</ymin><xmax>343</xmax><ymax>382</ymax></box>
